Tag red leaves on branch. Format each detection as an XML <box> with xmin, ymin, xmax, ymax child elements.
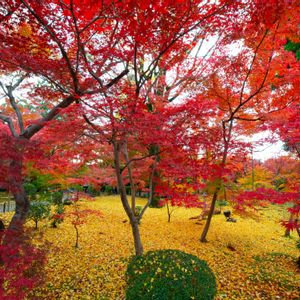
<box><xmin>235</xmin><ymin>187</ymin><xmax>300</xmax><ymax>231</ymax></box>
<box><xmin>236</xmin><ymin>188</ymin><xmax>300</xmax><ymax>206</ymax></box>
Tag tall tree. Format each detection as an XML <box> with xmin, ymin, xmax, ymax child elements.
<box><xmin>194</xmin><ymin>0</ymin><xmax>300</xmax><ymax>241</ymax></box>
<box><xmin>0</xmin><ymin>0</ymin><xmax>131</xmax><ymax>231</ymax></box>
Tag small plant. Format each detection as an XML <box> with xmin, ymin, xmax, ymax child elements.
<box><xmin>134</xmin><ymin>206</ymin><xmax>143</xmax><ymax>217</ymax></box>
<box><xmin>50</xmin><ymin>204</ymin><xmax>65</xmax><ymax>228</ymax></box>
<box><xmin>66</xmin><ymin>192</ymin><xmax>103</xmax><ymax>248</ymax></box>
<box><xmin>134</xmin><ymin>206</ymin><xmax>143</xmax><ymax>224</ymax></box>
<box><xmin>126</xmin><ymin>249</ymin><xmax>217</xmax><ymax>300</ymax></box>
<box><xmin>28</xmin><ymin>201</ymin><xmax>51</xmax><ymax>229</ymax></box>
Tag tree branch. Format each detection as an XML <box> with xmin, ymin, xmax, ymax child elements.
<box><xmin>21</xmin><ymin>95</ymin><xmax>76</xmax><ymax>139</ymax></box>
<box><xmin>120</xmin><ymin>150</ymin><xmax>163</xmax><ymax>174</ymax></box>
<box><xmin>138</xmin><ymin>155</ymin><xmax>159</xmax><ymax>220</ymax></box>
<box><xmin>0</xmin><ymin>114</ymin><xmax>17</xmax><ymax>137</ymax></box>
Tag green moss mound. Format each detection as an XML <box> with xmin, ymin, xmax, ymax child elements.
<box><xmin>126</xmin><ymin>249</ymin><xmax>216</xmax><ymax>300</ymax></box>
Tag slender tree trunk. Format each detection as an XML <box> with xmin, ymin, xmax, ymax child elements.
<box><xmin>200</xmin><ymin>120</ymin><xmax>233</xmax><ymax>243</ymax></box>
<box><xmin>251</xmin><ymin>149</ymin><xmax>255</xmax><ymax>191</ymax></box>
<box><xmin>166</xmin><ymin>201</ymin><xmax>171</xmax><ymax>223</ymax></box>
<box><xmin>200</xmin><ymin>190</ymin><xmax>219</xmax><ymax>242</ymax></box>
<box><xmin>113</xmin><ymin>141</ymin><xmax>144</xmax><ymax>256</ymax></box>
<box><xmin>149</xmin><ymin>144</ymin><xmax>160</xmax><ymax>207</ymax></box>
<box><xmin>123</xmin><ymin>142</ymin><xmax>136</xmax><ymax>211</ymax></box>
<box><xmin>223</xmin><ymin>186</ymin><xmax>227</xmax><ymax>202</ymax></box>
<box><xmin>74</xmin><ymin>224</ymin><xmax>79</xmax><ymax>248</ymax></box>
<box><xmin>130</xmin><ymin>219</ymin><xmax>143</xmax><ymax>256</ymax></box>
<box><xmin>284</xmin><ymin>214</ymin><xmax>300</xmax><ymax>238</ymax></box>
<box><xmin>284</xmin><ymin>228</ymin><xmax>290</xmax><ymax>237</ymax></box>
<box><xmin>284</xmin><ymin>216</ymin><xmax>291</xmax><ymax>237</ymax></box>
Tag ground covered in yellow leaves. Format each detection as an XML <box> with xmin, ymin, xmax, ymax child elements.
<box><xmin>2</xmin><ymin>196</ymin><xmax>299</xmax><ymax>299</ymax></box>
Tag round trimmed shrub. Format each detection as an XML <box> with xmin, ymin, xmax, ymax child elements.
<box><xmin>126</xmin><ymin>249</ymin><xmax>216</xmax><ymax>300</ymax></box>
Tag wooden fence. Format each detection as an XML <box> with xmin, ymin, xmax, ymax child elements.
<box><xmin>0</xmin><ymin>195</ymin><xmax>15</xmax><ymax>213</ymax></box>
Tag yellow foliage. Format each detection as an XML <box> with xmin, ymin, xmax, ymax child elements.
<box><xmin>2</xmin><ymin>196</ymin><xmax>299</xmax><ymax>299</ymax></box>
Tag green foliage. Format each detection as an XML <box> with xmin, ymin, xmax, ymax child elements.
<box><xmin>272</xmin><ymin>177</ymin><xmax>286</xmax><ymax>191</ymax></box>
<box><xmin>86</xmin><ymin>185</ymin><xmax>100</xmax><ymax>196</ymax></box>
<box><xmin>51</xmin><ymin>191</ymin><xmax>64</xmax><ymax>205</ymax></box>
<box><xmin>149</xmin><ymin>195</ymin><xmax>160</xmax><ymax>208</ymax></box>
<box><xmin>296</xmin><ymin>240</ymin><xmax>300</xmax><ymax>250</ymax></box>
<box><xmin>28</xmin><ymin>201</ymin><xmax>51</xmax><ymax>229</ymax></box>
<box><xmin>134</xmin><ymin>206</ymin><xmax>143</xmax><ymax>217</ymax></box>
<box><xmin>126</xmin><ymin>249</ymin><xmax>217</xmax><ymax>300</ymax></box>
<box><xmin>217</xmin><ymin>200</ymin><xmax>228</xmax><ymax>208</ymax></box>
<box><xmin>104</xmin><ymin>185</ymin><xmax>113</xmax><ymax>194</ymax></box>
<box><xmin>125</xmin><ymin>186</ymin><xmax>131</xmax><ymax>195</ymax></box>
<box><xmin>25</xmin><ymin>170</ymin><xmax>54</xmax><ymax>192</ymax></box>
<box><xmin>24</xmin><ymin>183</ymin><xmax>38</xmax><ymax>197</ymax></box>
<box><xmin>284</xmin><ymin>39</ymin><xmax>300</xmax><ymax>60</ymax></box>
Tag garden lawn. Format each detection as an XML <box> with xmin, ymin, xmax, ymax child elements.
<box><xmin>1</xmin><ymin>196</ymin><xmax>299</xmax><ymax>299</ymax></box>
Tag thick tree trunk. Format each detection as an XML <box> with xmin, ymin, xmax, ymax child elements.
<box><xmin>8</xmin><ymin>149</ymin><xmax>29</xmax><ymax>231</ymax></box>
<box><xmin>200</xmin><ymin>190</ymin><xmax>219</xmax><ymax>242</ymax></box>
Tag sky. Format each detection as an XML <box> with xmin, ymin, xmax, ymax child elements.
<box><xmin>250</xmin><ymin>131</ymin><xmax>289</xmax><ymax>161</ymax></box>
<box><xmin>254</xmin><ymin>140</ymin><xmax>288</xmax><ymax>161</ymax></box>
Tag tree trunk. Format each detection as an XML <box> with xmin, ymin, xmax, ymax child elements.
<box><xmin>130</xmin><ymin>220</ymin><xmax>143</xmax><ymax>256</ymax></box>
<box><xmin>284</xmin><ymin>227</ymin><xmax>290</xmax><ymax>237</ymax></box>
<box><xmin>74</xmin><ymin>224</ymin><xmax>79</xmax><ymax>248</ymax></box>
<box><xmin>166</xmin><ymin>201</ymin><xmax>171</xmax><ymax>223</ymax></box>
<box><xmin>200</xmin><ymin>190</ymin><xmax>219</xmax><ymax>242</ymax></box>
<box><xmin>8</xmin><ymin>147</ymin><xmax>29</xmax><ymax>231</ymax></box>
<box><xmin>123</xmin><ymin>142</ymin><xmax>136</xmax><ymax>211</ymax></box>
<box><xmin>113</xmin><ymin>141</ymin><xmax>144</xmax><ymax>256</ymax></box>
<box><xmin>200</xmin><ymin>119</ymin><xmax>233</xmax><ymax>243</ymax></box>
<box><xmin>284</xmin><ymin>209</ymin><xmax>300</xmax><ymax>238</ymax></box>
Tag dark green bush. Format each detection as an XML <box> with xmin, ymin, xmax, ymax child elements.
<box><xmin>126</xmin><ymin>249</ymin><xmax>216</xmax><ymax>300</ymax></box>
<box><xmin>104</xmin><ymin>185</ymin><xmax>113</xmax><ymax>194</ymax></box>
